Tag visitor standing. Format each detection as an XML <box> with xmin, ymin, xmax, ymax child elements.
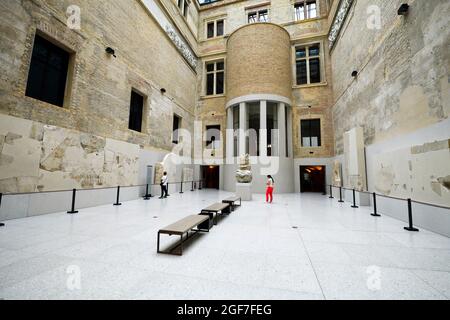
<box><xmin>266</xmin><ymin>175</ymin><xmax>274</xmax><ymax>203</ymax></box>
<box><xmin>159</xmin><ymin>171</ymin><xmax>168</xmax><ymax>199</ymax></box>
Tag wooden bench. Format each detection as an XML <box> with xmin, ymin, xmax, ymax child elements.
<box><xmin>157</xmin><ymin>215</ymin><xmax>210</xmax><ymax>256</ymax></box>
<box><xmin>201</xmin><ymin>202</ymin><xmax>231</xmax><ymax>225</ymax></box>
<box><xmin>222</xmin><ymin>196</ymin><xmax>242</xmax><ymax>211</ymax></box>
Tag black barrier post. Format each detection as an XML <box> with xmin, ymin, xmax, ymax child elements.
<box><xmin>404</xmin><ymin>198</ymin><xmax>419</xmax><ymax>232</ymax></box>
<box><xmin>0</xmin><ymin>193</ymin><xmax>4</xmax><ymax>227</ymax></box>
<box><xmin>191</xmin><ymin>181</ymin><xmax>194</xmax><ymax>191</ymax></box>
<box><xmin>67</xmin><ymin>189</ymin><xmax>79</xmax><ymax>214</ymax></box>
<box><xmin>199</xmin><ymin>180</ymin><xmax>202</xmax><ymax>190</ymax></box>
<box><xmin>371</xmin><ymin>192</ymin><xmax>381</xmax><ymax>217</ymax></box>
<box><xmin>329</xmin><ymin>185</ymin><xmax>334</xmax><ymax>199</ymax></box>
<box><xmin>351</xmin><ymin>189</ymin><xmax>359</xmax><ymax>208</ymax></box>
<box><xmin>338</xmin><ymin>187</ymin><xmax>344</xmax><ymax>203</ymax></box>
<box><xmin>113</xmin><ymin>186</ymin><xmax>122</xmax><ymax>206</ymax></box>
<box><xmin>180</xmin><ymin>181</ymin><xmax>184</xmax><ymax>194</ymax></box>
<box><xmin>143</xmin><ymin>184</ymin><xmax>150</xmax><ymax>200</ymax></box>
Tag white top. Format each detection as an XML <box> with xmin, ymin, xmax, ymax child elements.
<box><xmin>161</xmin><ymin>175</ymin><xmax>168</xmax><ymax>186</ymax></box>
<box><xmin>267</xmin><ymin>178</ymin><xmax>274</xmax><ymax>187</ymax></box>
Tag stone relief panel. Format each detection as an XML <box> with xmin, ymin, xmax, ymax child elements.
<box><xmin>182</xmin><ymin>167</ymin><xmax>194</xmax><ymax>182</ymax></box>
<box><xmin>374</xmin><ymin>139</ymin><xmax>450</xmax><ymax>206</ymax></box>
<box><xmin>332</xmin><ymin>159</ymin><xmax>342</xmax><ymax>187</ymax></box>
<box><xmin>343</xmin><ymin>127</ymin><xmax>367</xmax><ymax>191</ymax></box>
<box><xmin>0</xmin><ymin>114</ymin><xmax>139</xmax><ymax>193</ymax></box>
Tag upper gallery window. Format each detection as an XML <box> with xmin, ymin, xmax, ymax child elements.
<box><xmin>206</xmin><ymin>19</ymin><xmax>225</xmax><ymax>39</ymax></box>
<box><xmin>301</xmin><ymin>118</ymin><xmax>321</xmax><ymax>147</ymax></box>
<box><xmin>205</xmin><ymin>60</ymin><xmax>224</xmax><ymax>95</ymax></box>
<box><xmin>128</xmin><ymin>90</ymin><xmax>144</xmax><ymax>132</ymax></box>
<box><xmin>205</xmin><ymin>124</ymin><xmax>221</xmax><ymax>149</ymax></box>
<box><xmin>295</xmin><ymin>44</ymin><xmax>321</xmax><ymax>85</ymax></box>
<box><xmin>248</xmin><ymin>9</ymin><xmax>269</xmax><ymax>23</ymax></box>
<box><xmin>25</xmin><ymin>33</ymin><xmax>71</xmax><ymax>107</ymax></box>
<box><xmin>294</xmin><ymin>1</ymin><xmax>317</xmax><ymax>21</ymax></box>
<box><xmin>177</xmin><ymin>0</ymin><xmax>189</xmax><ymax>18</ymax></box>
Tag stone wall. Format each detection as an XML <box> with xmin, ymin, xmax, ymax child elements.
<box><xmin>0</xmin><ymin>0</ymin><xmax>198</xmax><ymax>191</ymax></box>
<box><xmin>330</xmin><ymin>0</ymin><xmax>450</xmax><ymax>204</ymax></box>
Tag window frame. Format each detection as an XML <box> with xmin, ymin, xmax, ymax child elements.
<box><xmin>300</xmin><ymin>118</ymin><xmax>322</xmax><ymax>148</ymax></box>
<box><xmin>294</xmin><ymin>42</ymin><xmax>323</xmax><ymax>86</ymax></box>
<box><xmin>247</xmin><ymin>7</ymin><xmax>270</xmax><ymax>23</ymax></box>
<box><xmin>25</xmin><ymin>33</ymin><xmax>73</xmax><ymax>108</ymax></box>
<box><xmin>205</xmin><ymin>124</ymin><xmax>221</xmax><ymax>149</ymax></box>
<box><xmin>204</xmin><ymin>59</ymin><xmax>225</xmax><ymax>96</ymax></box>
<box><xmin>176</xmin><ymin>0</ymin><xmax>190</xmax><ymax>18</ymax></box>
<box><xmin>293</xmin><ymin>0</ymin><xmax>319</xmax><ymax>21</ymax></box>
<box><xmin>205</xmin><ymin>18</ymin><xmax>226</xmax><ymax>39</ymax></box>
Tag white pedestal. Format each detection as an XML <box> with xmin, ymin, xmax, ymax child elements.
<box><xmin>236</xmin><ymin>183</ymin><xmax>252</xmax><ymax>201</ymax></box>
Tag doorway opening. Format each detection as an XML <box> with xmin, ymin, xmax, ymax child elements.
<box><xmin>300</xmin><ymin>165</ymin><xmax>325</xmax><ymax>193</ymax></box>
<box><xmin>201</xmin><ymin>165</ymin><xmax>220</xmax><ymax>189</ymax></box>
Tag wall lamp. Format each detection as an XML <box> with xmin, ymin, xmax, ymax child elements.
<box><xmin>105</xmin><ymin>47</ymin><xmax>116</xmax><ymax>58</ymax></box>
<box><xmin>398</xmin><ymin>3</ymin><xmax>409</xmax><ymax>16</ymax></box>
<box><xmin>160</xmin><ymin>88</ymin><xmax>166</xmax><ymax>94</ymax></box>
<box><xmin>351</xmin><ymin>70</ymin><xmax>358</xmax><ymax>78</ymax></box>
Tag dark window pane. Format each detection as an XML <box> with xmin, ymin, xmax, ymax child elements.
<box><xmin>296</xmin><ymin>48</ymin><xmax>306</xmax><ymax>59</ymax></box>
<box><xmin>173</xmin><ymin>115</ymin><xmax>180</xmax><ymax>143</ymax></box>
<box><xmin>301</xmin><ymin>119</ymin><xmax>321</xmax><ymax>147</ymax></box>
<box><xmin>206</xmin><ymin>73</ymin><xmax>214</xmax><ymax>95</ymax></box>
<box><xmin>216</xmin><ymin>71</ymin><xmax>224</xmax><ymax>94</ymax></box>
<box><xmin>296</xmin><ymin>60</ymin><xmax>307</xmax><ymax>85</ymax></box>
<box><xmin>248</xmin><ymin>12</ymin><xmax>257</xmax><ymax>23</ymax></box>
<box><xmin>309</xmin><ymin>45</ymin><xmax>320</xmax><ymax>56</ymax></box>
<box><xmin>309</xmin><ymin>58</ymin><xmax>321</xmax><ymax>83</ymax></box>
<box><xmin>295</xmin><ymin>3</ymin><xmax>305</xmax><ymax>20</ymax></box>
<box><xmin>259</xmin><ymin>10</ymin><xmax>268</xmax><ymax>22</ymax></box>
<box><xmin>216</xmin><ymin>20</ymin><xmax>224</xmax><ymax>36</ymax></box>
<box><xmin>207</xmin><ymin>22</ymin><xmax>214</xmax><ymax>38</ymax></box>
<box><xmin>216</xmin><ymin>61</ymin><xmax>224</xmax><ymax>70</ymax></box>
<box><xmin>129</xmin><ymin>91</ymin><xmax>144</xmax><ymax>132</ymax></box>
<box><xmin>206</xmin><ymin>124</ymin><xmax>220</xmax><ymax>148</ymax></box>
<box><xmin>206</xmin><ymin>63</ymin><xmax>214</xmax><ymax>72</ymax></box>
<box><xmin>25</xmin><ymin>34</ymin><xmax>70</xmax><ymax>107</ymax></box>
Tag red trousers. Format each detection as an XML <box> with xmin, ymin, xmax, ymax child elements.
<box><xmin>266</xmin><ymin>187</ymin><xmax>273</xmax><ymax>203</ymax></box>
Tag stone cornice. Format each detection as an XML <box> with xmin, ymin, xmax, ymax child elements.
<box><xmin>328</xmin><ymin>0</ymin><xmax>354</xmax><ymax>50</ymax></box>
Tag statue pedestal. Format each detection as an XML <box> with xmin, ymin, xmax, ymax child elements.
<box><xmin>236</xmin><ymin>183</ymin><xmax>252</xmax><ymax>201</ymax></box>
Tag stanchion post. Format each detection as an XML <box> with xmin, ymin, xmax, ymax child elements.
<box><xmin>371</xmin><ymin>192</ymin><xmax>381</xmax><ymax>217</ymax></box>
<box><xmin>180</xmin><ymin>180</ymin><xmax>184</xmax><ymax>194</ymax></box>
<box><xmin>191</xmin><ymin>181</ymin><xmax>194</xmax><ymax>192</ymax></box>
<box><xmin>338</xmin><ymin>186</ymin><xmax>344</xmax><ymax>203</ymax></box>
<box><xmin>0</xmin><ymin>193</ymin><xmax>5</xmax><ymax>227</ymax></box>
<box><xmin>113</xmin><ymin>186</ymin><xmax>122</xmax><ymax>206</ymax></box>
<box><xmin>329</xmin><ymin>185</ymin><xmax>334</xmax><ymax>199</ymax></box>
<box><xmin>199</xmin><ymin>180</ymin><xmax>202</xmax><ymax>190</ymax></box>
<box><xmin>67</xmin><ymin>189</ymin><xmax>79</xmax><ymax>214</ymax></box>
<box><xmin>404</xmin><ymin>198</ymin><xmax>419</xmax><ymax>232</ymax></box>
<box><xmin>144</xmin><ymin>184</ymin><xmax>150</xmax><ymax>200</ymax></box>
<box><xmin>351</xmin><ymin>189</ymin><xmax>359</xmax><ymax>208</ymax></box>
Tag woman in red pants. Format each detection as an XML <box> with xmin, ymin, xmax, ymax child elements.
<box><xmin>266</xmin><ymin>175</ymin><xmax>274</xmax><ymax>203</ymax></box>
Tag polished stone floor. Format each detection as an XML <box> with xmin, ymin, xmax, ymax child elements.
<box><xmin>0</xmin><ymin>189</ymin><xmax>449</xmax><ymax>300</ymax></box>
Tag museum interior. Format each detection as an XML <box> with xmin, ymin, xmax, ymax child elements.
<box><xmin>0</xmin><ymin>0</ymin><xmax>449</xmax><ymax>300</ymax></box>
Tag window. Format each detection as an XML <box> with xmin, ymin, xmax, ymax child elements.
<box><xmin>206</xmin><ymin>19</ymin><xmax>224</xmax><ymax>39</ymax></box>
<box><xmin>248</xmin><ymin>9</ymin><xmax>269</xmax><ymax>23</ymax></box>
<box><xmin>25</xmin><ymin>34</ymin><xmax>70</xmax><ymax>107</ymax></box>
<box><xmin>301</xmin><ymin>119</ymin><xmax>321</xmax><ymax>147</ymax></box>
<box><xmin>128</xmin><ymin>91</ymin><xmax>144</xmax><ymax>132</ymax></box>
<box><xmin>177</xmin><ymin>0</ymin><xmax>189</xmax><ymax>17</ymax></box>
<box><xmin>206</xmin><ymin>125</ymin><xmax>220</xmax><ymax>149</ymax></box>
<box><xmin>172</xmin><ymin>114</ymin><xmax>181</xmax><ymax>144</ymax></box>
<box><xmin>294</xmin><ymin>1</ymin><xmax>317</xmax><ymax>21</ymax></box>
<box><xmin>246</xmin><ymin>102</ymin><xmax>260</xmax><ymax>156</ymax></box>
<box><xmin>267</xmin><ymin>102</ymin><xmax>278</xmax><ymax>156</ymax></box>
<box><xmin>295</xmin><ymin>44</ymin><xmax>321</xmax><ymax>85</ymax></box>
<box><xmin>205</xmin><ymin>60</ymin><xmax>224</xmax><ymax>95</ymax></box>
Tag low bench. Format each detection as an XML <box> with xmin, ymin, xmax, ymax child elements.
<box><xmin>222</xmin><ymin>196</ymin><xmax>241</xmax><ymax>211</ymax></box>
<box><xmin>201</xmin><ymin>202</ymin><xmax>231</xmax><ymax>226</ymax></box>
<box><xmin>157</xmin><ymin>215</ymin><xmax>210</xmax><ymax>256</ymax></box>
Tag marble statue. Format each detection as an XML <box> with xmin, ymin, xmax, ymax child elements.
<box><xmin>236</xmin><ymin>154</ymin><xmax>252</xmax><ymax>183</ymax></box>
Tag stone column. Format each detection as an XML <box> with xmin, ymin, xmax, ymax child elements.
<box><xmin>260</xmin><ymin>100</ymin><xmax>267</xmax><ymax>157</ymax></box>
<box><xmin>278</xmin><ymin>103</ymin><xmax>286</xmax><ymax>158</ymax></box>
<box><xmin>239</xmin><ymin>102</ymin><xmax>246</xmax><ymax>156</ymax></box>
<box><xmin>226</xmin><ymin>107</ymin><xmax>233</xmax><ymax>161</ymax></box>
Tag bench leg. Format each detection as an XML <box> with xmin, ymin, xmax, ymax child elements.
<box><xmin>180</xmin><ymin>233</ymin><xmax>184</xmax><ymax>256</ymax></box>
<box><xmin>157</xmin><ymin>231</ymin><xmax>161</xmax><ymax>253</ymax></box>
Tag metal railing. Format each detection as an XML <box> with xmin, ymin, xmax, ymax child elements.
<box><xmin>326</xmin><ymin>184</ymin><xmax>450</xmax><ymax>232</ymax></box>
<box><xmin>0</xmin><ymin>179</ymin><xmax>205</xmax><ymax>226</ymax></box>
